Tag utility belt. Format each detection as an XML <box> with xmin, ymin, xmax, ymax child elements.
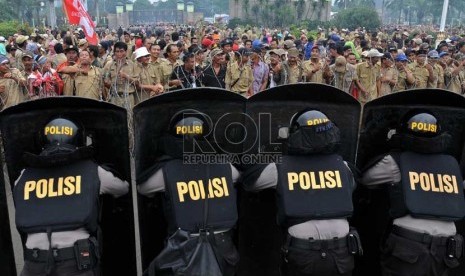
<box><xmin>25</xmin><ymin>238</ymin><xmax>99</xmax><ymax>271</ymax></box>
<box><xmin>392</xmin><ymin>225</ymin><xmax>463</xmax><ymax>259</ymax></box>
<box><xmin>282</xmin><ymin>228</ymin><xmax>363</xmax><ymax>257</ymax></box>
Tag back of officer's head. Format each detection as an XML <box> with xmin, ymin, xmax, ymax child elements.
<box><xmin>286</xmin><ymin>109</ymin><xmax>340</xmax><ymax>155</ymax></box>
<box><xmin>41</xmin><ymin>118</ymin><xmax>84</xmax><ymax>152</ymax></box>
<box><xmin>396</xmin><ymin>110</ymin><xmax>450</xmax><ymax>154</ymax></box>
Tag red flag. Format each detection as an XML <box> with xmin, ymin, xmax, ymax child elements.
<box><xmin>62</xmin><ymin>0</ymin><xmax>98</xmax><ymax>45</ymax></box>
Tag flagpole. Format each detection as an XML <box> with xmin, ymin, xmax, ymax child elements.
<box><xmin>439</xmin><ymin>0</ymin><xmax>449</xmax><ymax>32</ymax></box>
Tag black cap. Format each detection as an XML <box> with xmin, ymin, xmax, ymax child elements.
<box><xmin>382</xmin><ymin>52</ymin><xmax>393</xmax><ymax>59</ymax></box>
<box><xmin>237</xmin><ymin>47</ymin><xmax>252</xmax><ymax>56</ymax></box>
<box><xmin>221</xmin><ymin>38</ymin><xmax>233</xmax><ymax>47</ymax></box>
<box><xmin>388</xmin><ymin>46</ymin><xmax>397</xmax><ymax>52</ymax></box>
<box><xmin>64</xmin><ymin>45</ymin><xmax>79</xmax><ymax>53</ymax></box>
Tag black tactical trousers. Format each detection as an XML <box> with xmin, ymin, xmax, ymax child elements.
<box><xmin>281</xmin><ymin>235</ymin><xmax>355</xmax><ymax>276</ymax></box>
<box><xmin>21</xmin><ymin>260</ymin><xmax>96</xmax><ymax>276</ymax></box>
<box><xmin>381</xmin><ymin>226</ymin><xmax>462</xmax><ymax>276</ymax></box>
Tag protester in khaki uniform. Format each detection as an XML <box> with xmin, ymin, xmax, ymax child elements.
<box><xmin>327</xmin><ymin>56</ymin><xmax>359</xmax><ymax>93</ymax></box>
<box><xmin>57</xmin><ymin>45</ymin><xmax>81</xmax><ymax>97</ymax></box>
<box><xmin>225</xmin><ymin>47</ymin><xmax>253</xmax><ymax>96</ymax></box>
<box><xmin>439</xmin><ymin>52</ymin><xmax>453</xmax><ymax>89</ymax></box>
<box><xmin>133</xmin><ymin>47</ymin><xmax>164</xmax><ymax>103</ymax></box>
<box><xmin>149</xmin><ymin>43</ymin><xmax>170</xmax><ymax>90</ymax></box>
<box><xmin>378</xmin><ymin>53</ymin><xmax>398</xmax><ymax>97</ymax></box>
<box><xmin>15</xmin><ymin>35</ymin><xmax>28</xmax><ymax>71</ymax></box>
<box><xmin>268</xmin><ymin>49</ymin><xmax>288</xmax><ymax>87</ymax></box>
<box><xmin>123</xmin><ymin>32</ymin><xmax>134</xmax><ymax>60</ymax></box>
<box><xmin>0</xmin><ymin>55</ymin><xmax>26</xmax><ymax>110</ymax></box>
<box><xmin>393</xmin><ymin>53</ymin><xmax>415</xmax><ymax>92</ymax></box>
<box><xmin>103</xmin><ymin>42</ymin><xmax>138</xmax><ymax>108</ymax></box>
<box><xmin>356</xmin><ymin>49</ymin><xmax>382</xmax><ymax>103</ymax></box>
<box><xmin>408</xmin><ymin>49</ymin><xmax>434</xmax><ymax>89</ymax></box>
<box><xmin>426</xmin><ymin>50</ymin><xmax>444</xmax><ymax>89</ymax></box>
<box><xmin>302</xmin><ymin>45</ymin><xmax>325</xmax><ymax>83</ymax></box>
<box><xmin>284</xmin><ymin>48</ymin><xmax>303</xmax><ymax>84</ymax></box>
<box><xmin>446</xmin><ymin>55</ymin><xmax>465</xmax><ymax>94</ymax></box>
<box><xmin>164</xmin><ymin>44</ymin><xmax>183</xmax><ymax>91</ymax></box>
<box><xmin>98</xmin><ymin>42</ymin><xmax>112</xmax><ymax>68</ymax></box>
<box><xmin>60</xmin><ymin>49</ymin><xmax>103</xmax><ymax>100</ymax></box>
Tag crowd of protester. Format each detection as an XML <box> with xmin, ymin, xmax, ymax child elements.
<box><xmin>1</xmin><ymin>23</ymin><xmax>465</xmax><ymax>110</ymax></box>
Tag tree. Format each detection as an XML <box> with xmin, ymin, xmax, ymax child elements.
<box><xmin>133</xmin><ymin>0</ymin><xmax>155</xmax><ymax>11</ymax></box>
<box><xmin>333</xmin><ymin>6</ymin><xmax>381</xmax><ymax>30</ymax></box>
<box><xmin>1</xmin><ymin>0</ymin><xmax>17</xmax><ymax>21</ymax></box>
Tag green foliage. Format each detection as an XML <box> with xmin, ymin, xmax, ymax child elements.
<box><xmin>133</xmin><ymin>0</ymin><xmax>155</xmax><ymax>11</ymax></box>
<box><xmin>0</xmin><ymin>0</ymin><xmax>16</xmax><ymax>20</ymax></box>
<box><xmin>0</xmin><ymin>21</ymin><xmax>32</xmax><ymax>37</ymax></box>
<box><xmin>333</xmin><ymin>6</ymin><xmax>381</xmax><ymax>31</ymax></box>
<box><xmin>228</xmin><ymin>18</ymin><xmax>254</xmax><ymax>29</ymax></box>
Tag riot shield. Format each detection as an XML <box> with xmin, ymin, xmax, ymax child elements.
<box><xmin>133</xmin><ymin>88</ymin><xmax>246</xmax><ymax>270</ymax></box>
<box><xmin>246</xmin><ymin>83</ymin><xmax>361</xmax><ymax>162</ymax></box>
<box><xmin>355</xmin><ymin>89</ymin><xmax>465</xmax><ymax>276</ymax></box>
<box><xmin>0</xmin><ymin>97</ymin><xmax>136</xmax><ymax>276</ymax></box>
<box><xmin>0</xmin><ymin>158</ymin><xmax>15</xmax><ymax>276</ymax></box>
<box><xmin>239</xmin><ymin>83</ymin><xmax>361</xmax><ymax>276</ymax></box>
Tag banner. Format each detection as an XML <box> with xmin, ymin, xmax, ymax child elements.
<box><xmin>62</xmin><ymin>0</ymin><xmax>98</xmax><ymax>45</ymax></box>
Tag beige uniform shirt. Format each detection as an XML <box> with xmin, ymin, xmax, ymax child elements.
<box><xmin>134</xmin><ymin>63</ymin><xmax>162</xmax><ymax>104</ymax></box>
<box><xmin>302</xmin><ymin>60</ymin><xmax>325</xmax><ymax>83</ymax></box>
<box><xmin>150</xmin><ymin>58</ymin><xmax>171</xmax><ymax>90</ymax></box>
<box><xmin>165</xmin><ymin>59</ymin><xmax>183</xmax><ymax>91</ymax></box>
<box><xmin>126</xmin><ymin>42</ymin><xmax>134</xmax><ymax>60</ymax></box>
<box><xmin>445</xmin><ymin>69</ymin><xmax>465</xmax><ymax>94</ymax></box>
<box><xmin>394</xmin><ymin>71</ymin><xmax>410</xmax><ymax>92</ymax></box>
<box><xmin>63</xmin><ymin>66</ymin><xmax>103</xmax><ymax>100</ymax></box>
<box><xmin>14</xmin><ymin>48</ymin><xmax>25</xmax><ymax>71</ymax></box>
<box><xmin>0</xmin><ymin>68</ymin><xmax>26</xmax><ymax>110</ymax></box>
<box><xmin>379</xmin><ymin>66</ymin><xmax>398</xmax><ymax>97</ymax></box>
<box><xmin>103</xmin><ymin>58</ymin><xmax>137</xmax><ymax>94</ymax></box>
<box><xmin>329</xmin><ymin>64</ymin><xmax>358</xmax><ymax>93</ymax></box>
<box><xmin>225</xmin><ymin>61</ymin><xmax>253</xmax><ymax>94</ymax></box>
<box><xmin>287</xmin><ymin>63</ymin><xmax>302</xmax><ymax>84</ymax></box>
<box><xmin>427</xmin><ymin>63</ymin><xmax>444</xmax><ymax>89</ymax></box>
<box><xmin>408</xmin><ymin>62</ymin><xmax>430</xmax><ymax>89</ymax></box>
<box><xmin>99</xmin><ymin>54</ymin><xmax>112</xmax><ymax>69</ymax></box>
<box><xmin>103</xmin><ymin>58</ymin><xmax>137</xmax><ymax>108</ymax></box>
<box><xmin>356</xmin><ymin>62</ymin><xmax>379</xmax><ymax>103</ymax></box>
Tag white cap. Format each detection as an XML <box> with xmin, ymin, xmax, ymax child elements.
<box><xmin>366</xmin><ymin>48</ymin><xmax>383</xmax><ymax>58</ymax></box>
<box><xmin>134</xmin><ymin>47</ymin><xmax>150</xmax><ymax>59</ymax></box>
<box><xmin>0</xmin><ymin>36</ymin><xmax>5</xmax><ymax>43</ymax></box>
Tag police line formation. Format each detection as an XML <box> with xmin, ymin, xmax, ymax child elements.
<box><xmin>2</xmin><ymin>84</ymin><xmax>465</xmax><ymax>276</ymax></box>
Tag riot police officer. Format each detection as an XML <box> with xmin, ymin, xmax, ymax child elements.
<box><xmin>243</xmin><ymin>110</ymin><xmax>362</xmax><ymax>276</ymax></box>
<box><xmin>361</xmin><ymin>111</ymin><xmax>465</xmax><ymax>276</ymax></box>
<box><xmin>14</xmin><ymin>118</ymin><xmax>129</xmax><ymax>276</ymax></box>
<box><xmin>138</xmin><ymin>109</ymin><xmax>240</xmax><ymax>276</ymax></box>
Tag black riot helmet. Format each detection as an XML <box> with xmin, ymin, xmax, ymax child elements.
<box><xmin>42</xmin><ymin>118</ymin><xmax>84</xmax><ymax>148</ymax></box>
<box><xmin>291</xmin><ymin>110</ymin><xmax>332</xmax><ymax>132</ymax></box>
<box><xmin>402</xmin><ymin>111</ymin><xmax>440</xmax><ymax>138</ymax></box>
<box><xmin>160</xmin><ymin>109</ymin><xmax>212</xmax><ymax>158</ymax></box>
<box><xmin>396</xmin><ymin>110</ymin><xmax>450</xmax><ymax>154</ymax></box>
<box><xmin>287</xmin><ymin>109</ymin><xmax>340</xmax><ymax>155</ymax></box>
<box><xmin>169</xmin><ymin>109</ymin><xmax>210</xmax><ymax>140</ymax></box>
